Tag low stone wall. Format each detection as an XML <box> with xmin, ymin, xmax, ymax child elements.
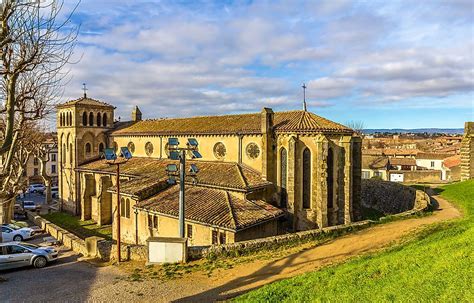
<box><xmin>390</xmin><ymin>170</ymin><xmax>443</xmax><ymax>183</ymax></box>
<box><xmin>188</xmin><ymin>220</ymin><xmax>371</xmax><ymax>260</ymax></box>
<box><xmin>361</xmin><ymin>179</ymin><xmax>430</xmax><ymax>215</ymax></box>
<box><xmin>26</xmin><ymin>211</ymin><xmax>89</xmax><ymax>256</ymax></box>
<box><xmin>109</xmin><ymin>243</ymin><xmax>148</xmax><ymax>261</ymax></box>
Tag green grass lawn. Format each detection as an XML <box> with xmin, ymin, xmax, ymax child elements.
<box><xmin>42</xmin><ymin>212</ymin><xmax>112</xmax><ymax>240</ymax></box>
<box><xmin>235</xmin><ymin>180</ymin><xmax>474</xmax><ymax>302</ymax></box>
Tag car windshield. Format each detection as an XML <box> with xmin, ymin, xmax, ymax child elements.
<box><xmin>5</xmin><ymin>224</ymin><xmax>20</xmax><ymax>230</ymax></box>
<box><xmin>20</xmin><ymin>243</ymin><xmax>39</xmax><ymax>249</ymax></box>
<box><xmin>24</xmin><ymin>202</ymin><xmax>34</xmax><ymax>205</ymax></box>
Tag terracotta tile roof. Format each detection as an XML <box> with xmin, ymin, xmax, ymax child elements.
<box><xmin>416</xmin><ymin>152</ymin><xmax>454</xmax><ymax>160</ymax></box>
<box><xmin>363</xmin><ymin>148</ymin><xmax>420</xmax><ymax>156</ymax></box>
<box><xmin>111</xmin><ymin>110</ymin><xmax>353</xmax><ymax>136</ymax></box>
<box><xmin>77</xmin><ymin>157</ymin><xmax>270</xmax><ymax>192</ymax></box>
<box><xmin>57</xmin><ymin>96</ymin><xmax>114</xmax><ymax>109</ymax></box>
<box><xmin>389</xmin><ymin>157</ymin><xmax>416</xmax><ymax>166</ymax></box>
<box><xmin>443</xmin><ymin>155</ymin><xmax>461</xmax><ymax>168</ymax></box>
<box><xmin>362</xmin><ymin>155</ymin><xmax>389</xmax><ymax>169</ymax></box>
<box><xmin>135</xmin><ymin>186</ymin><xmax>284</xmax><ymax>231</ymax></box>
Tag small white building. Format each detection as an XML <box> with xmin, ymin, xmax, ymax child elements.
<box><xmin>415</xmin><ymin>153</ymin><xmax>453</xmax><ymax>181</ymax></box>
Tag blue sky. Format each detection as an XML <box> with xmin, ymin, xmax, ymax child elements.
<box><xmin>59</xmin><ymin>0</ymin><xmax>473</xmax><ymax>128</ymax></box>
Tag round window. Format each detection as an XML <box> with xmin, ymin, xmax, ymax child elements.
<box><xmin>213</xmin><ymin>142</ymin><xmax>226</xmax><ymax>159</ymax></box>
<box><xmin>246</xmin><ymin>143</ymin><xmax>260</xmax><ymax>159</ymax></box>
<box><xmin>145</xmin><ymin>142</ymin><xmax>154</xmax><ymax>156</ymax></box>
<box><xmin>127</xmin><ymin>142</ymin><xmax>135</xmax><ymax>154</ymax></box>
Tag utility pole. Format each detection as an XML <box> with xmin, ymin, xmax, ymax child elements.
<box><xmin>178</xmin><ymin>150</ymin><xmax>186</xmax><ymax>238</ymax></box>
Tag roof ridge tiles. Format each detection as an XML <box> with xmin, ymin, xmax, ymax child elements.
<box><xmin>225</xmin><ymin>191</ymin><xmax>238</xmax><ymax>229</ymax></box>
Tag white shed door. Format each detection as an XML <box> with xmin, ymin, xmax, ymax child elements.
<box><xmin>390</xmin><ymin>173</ymin><xmax>404</xmax><ymax>182</ymax></box>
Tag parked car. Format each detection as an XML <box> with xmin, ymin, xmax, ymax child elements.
<box><xmin>0</xmin><ymin>242</ymin><xmax>58</xmax><ymax>270</ymax></box>
<box><xmin>27</xmin><ymin>184</ymin><xmax>46</xmax><ymax>194</ymax></box>
<box><xmin>51</xmin><ymin>186</ymin><xmax>59</xmax><ymax>198</ymax></box>
<box><xmin>1</xmin><ymin>224</ymin><xmax>35</xmax><ymax>242</ymax></box>
<box><xmin>22</xmin><ymin>201</ymin><xmax>41</xmax><ymax>211</ymax></box>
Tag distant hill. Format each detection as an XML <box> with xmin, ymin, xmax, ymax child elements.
<box><xmin>363</xmin><ymin>128</ymin><xmax>464</xmax><ymax>135</ymax></box>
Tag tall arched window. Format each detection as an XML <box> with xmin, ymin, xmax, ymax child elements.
<box><xmin>69</xmin><ymin>143</ymin><xmax>73</xmax><ymax>165</ymax></box>
<box><xmin>102</xmin><ymin>113</ymin><xmax>107</xmax><ymax>127</ymax></box>
<box><xmin>126</xmin><ymin>198</ymin><xmax>131</xmax><ymax>218</ymax></box>
<box><xmin>120</xmin><ymin>198</ymin><xmax>125</xmax><ymax>217</ymax></box>
<box><xmin>89</xmin><ymin>112</ymin><xmax>94</xmax><ymax>126</ymax></box>
<box><xmin>68</xmin><ymin>112</ymin><xmax>72</xmax><ymax>126</ymax></box>
<box><xmin>62</xmin><ymin>143</ymin><xmax>66</xmax><ymax>164</ymax></box>
<box><xmin>60</xmin><ymin>113</ymin><xmax>63</xmax><ymax>126</ymax></box>
<box><xmin>97</xmin><ymin>113</ymin><xmax>102</xmax><ymax>127</ymax></box>
<box><xmin>327</xmin><ymin>148</ymin><xmax>334</xmax><ymax>210</ymax></box>
<box><xmin>302</xmin><ymin>148</ymin><xmax>311</xmax><ymax>209</ymax></box>
<box><xmin>82</xmin><ymin>112</ymin><xmax>87</xmax><ymax>126</ymax></box>
<box><xmin>280</xmin><ymin>148</ymin><xmax>288</xmax><ymax>208</ymax></box>
<box><xmin>85</xmin><ymin>143</ymin><xmax>92</xmax><ymax>157</ymax></box>
<box><xmin>98</xmin><ymin>142</ymin><xmax>104</xmax><ymax>153</ymax></box>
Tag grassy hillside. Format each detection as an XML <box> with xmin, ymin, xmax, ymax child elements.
<box><xmin>235</xmin><ymin>180</ymin><xmax>474</xmax><ymax>302</ymax></box>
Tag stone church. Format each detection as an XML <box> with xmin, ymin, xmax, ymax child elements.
<box><xmin>57</xmin><ymin>94</ymin><xmax>362</xmax><ymax>246</ymax></box>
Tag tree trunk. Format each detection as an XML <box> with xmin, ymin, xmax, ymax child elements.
<box><xmin>44</xmin><ymin>179</ymin><xmax>52</xmax><ymax>205</ymax></box>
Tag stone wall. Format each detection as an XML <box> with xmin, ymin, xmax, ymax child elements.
<box><xmin>461</xmin><ymin>122</ymin><xmax>474</xmax><ymax>181</ymax></box>
<box><xmin>361</xmin><ymin>179</ymin><xmax>430</xmax><ymax>215</ymax></box>
<box><xmin>389</xmin><ymin>170</ymin><xmax>443</xmax><ymax>183</ymax></box>
<box><xmin>188</xmin><ymin>220</ymin><xmax>371</xmax><ymax>260</ymax></box>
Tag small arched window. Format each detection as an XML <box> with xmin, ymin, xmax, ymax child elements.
<box><xmin>89</xmin><ymin>112</ymin><xmax>94</xmax><ymax>126</ymax></box>
<box><xmin>120</xmin><ymin>198</ymin><xmax>125</xmax><ymax>217</ymax></box>
<box><xmin>98</xmin><ymin>142</ymin><xmax>104</xmax><ymax>153</ymax></box>
<box><xmin>126</xmin><ymin>199</ymin><xmax>131</xmax><ymax>218</ymax></box>
<box><xmin>82</xmin><ymin>112</ymin><xmax>87</xmax><ymax>126</ymax></box>
<box><xmin>97</xmin><ymin>113</ymin><xmax>102</xmax><ymax>127</ymax></box>
<box><xmin>102</xmin><ymin>113</ymin><xmax>107</xmax><ymax>127</ymax></box>
<box><xmin>302</xmin><ymin>148</ymin><xmax>311</xmax><ymax>209</ymax></box>
<box><xmin>85</xmin><ymin>143</ymin><xmax>92</xmax><ymax>157</ymax></box>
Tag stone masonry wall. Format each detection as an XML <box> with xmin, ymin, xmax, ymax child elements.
<box><xmin>461</xmin><ymin>122</ymin><xmax>474</xmax><ymax>181</ymax></box>
<box><xmin>361</xmin><ymin>179</ymin><xmax>430</xmax><ymax>215</ymax></box>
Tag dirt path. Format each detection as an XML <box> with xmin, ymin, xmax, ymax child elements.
<box><xmin>1</xmin><ymin>195</ymin><xmax>461</xmax><ymax>303</ymax></box>
<box><xmin>85</xmin><ymin>195</ymin><xmax>461</xmax><ymax>302</ymax></box>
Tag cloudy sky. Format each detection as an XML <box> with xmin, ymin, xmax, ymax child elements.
<box><xmin>60</xmin><ymin>0</ymin><xmax>473</xmax><ymax>128</ymax></box>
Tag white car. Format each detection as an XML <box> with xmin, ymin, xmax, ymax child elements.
<box><xmin>1</xmin><ymin>224</ymin><xmax>35</xmax><ymax>242</ymax></box>
<box><xmin>27</xmin><ymin>184</ymin><xmax>46</xmax><ymax>194</ymax></box>
<box><xmin>23</xmin><ymin>201</ymin><xmax>40</xmax><ymax>211</ymax></box>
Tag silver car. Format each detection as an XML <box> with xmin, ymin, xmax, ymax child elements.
<box><xmin>0</xmin><ymin>242</ymin><xmax>58</xmax><ymax>270</ymax></box>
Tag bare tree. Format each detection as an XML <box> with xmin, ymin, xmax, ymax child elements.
<box><xmin>346</xmin><ymin>120</ymin><xmax>365</xmax><ymax>136</ymax></box>
<box><xmin>34</xmin><ymin>133</ymin><xmax>57</xmax><ymax>205</ymax></box>
<box><xmin>0</xmin><ymin>0</ymin><xmax>78</xmax><ymax>226</ymax></box>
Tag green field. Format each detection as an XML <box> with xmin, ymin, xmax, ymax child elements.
<box><xmin>235</xmin><ymin>180</ymin><xmax>474</xmax><ymax>302</ymax></box>
<box><xmin>42</xmin><ymin>212</ymin><xmax>112</xmax><ymax>240</ymax></box>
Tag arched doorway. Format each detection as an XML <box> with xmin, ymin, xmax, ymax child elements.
<box><xmin>280</xmin><ymin>148</ymin><xmax>287</xmax><ymax>208</ymax></box>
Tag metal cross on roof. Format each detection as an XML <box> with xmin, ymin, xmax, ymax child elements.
<box><xmin>302</xmin><ymin>83</ymin><xmax>307</xmax><ymax>111</ymax></box>
<box><xmin>82</xmin><ymin>83</ymin><xmax>88</xmax><ymax>98</ymax></box>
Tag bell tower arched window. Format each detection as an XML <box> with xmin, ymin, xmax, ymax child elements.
<box><xmin>85</xmin><ymin>143</ymin><xmax>92</xmax><ymax>157</ymax></box>
<box><xmin>97</xmin><ymin>113</ymin><xmax>102</xmax><ymax>127</ymax></box>
<box><xmin>68</xmin><ymin>112</ymin><xmax>72</xmax><ymax>126</ymax></box>
<box><xmin>98</xmin><ymin>143</ymin><xmax>104</xmax><ymax>153</ymax></box>
<box><xmin>280</xmin><ymin>148</ymin><xmax>288</xmax><ymax>208</ymax></box>
<box><xmin>89</xmin><ymin>112</ymin><xmax>94</xmax><ymax>126</ymax></box>
<box><xmin>82</xmin><ymin>112</ymin><xmax>87</xmax><ymax>126</ymax></box>
<box><xmin>302</xmin><ymin>148</ymin><xmax>311</xmax><ymax>209</ymax></box>
<box><xmin>102</xmin><ymin>113</ymin><xmax>107</xmax><ymax>127</ymax></box>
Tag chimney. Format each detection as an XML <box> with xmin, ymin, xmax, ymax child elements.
<box><xmin>131</xmin><ymin>106</ymin><xmax>142</xmax><ymax>121</ymax></box>
<box><xmin>261</xmin><ymin>107</ymin><xmax>275</xmax><ymax>182</ymax></box>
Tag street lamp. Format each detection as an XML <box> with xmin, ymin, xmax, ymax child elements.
<box><xmin>166</xmin><ymin>138</ymin><xmax>201</xmax><ymax>238</ymax></box>
<box><xmin>104</xmin><ymin>146</ymin><xmax>132</xmax><ymax>263</ymax></box>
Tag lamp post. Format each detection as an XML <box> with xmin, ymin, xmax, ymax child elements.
<box><xmin>166</xmin><ymin>138</ymin><xmax>201</xmax><ymax>238</ymax></box>
<box><xmin>104</xmin><ymin>147</ymin><xmax>132</xmax><ymax>263</ymax></box>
